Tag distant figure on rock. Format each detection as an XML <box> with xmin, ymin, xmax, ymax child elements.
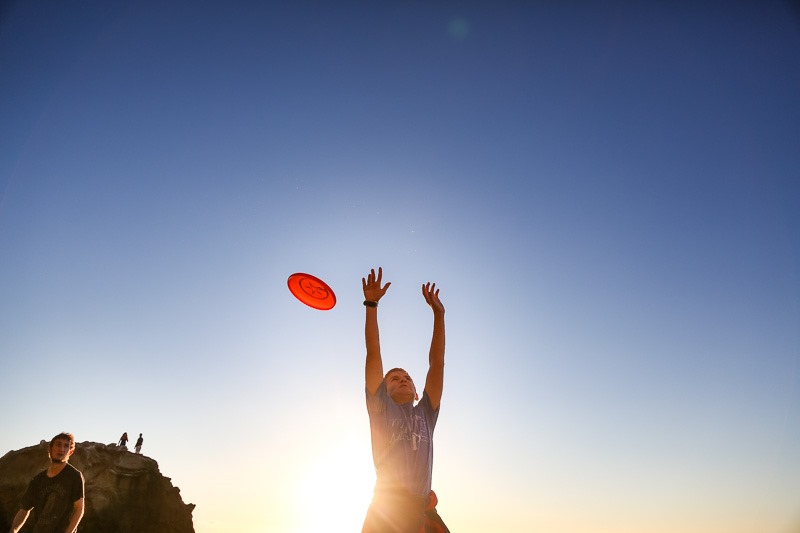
<box><xmin>134</xmin><ymin>433</ymin><xmax>144</xmax><ymax>454</ymax></box>
<box><xmin>118</xmin><ymin>432</ymin><xmax>129</xmax><ymax>448</ymax></box>
<box><xmin>10</xmin><ymin>432</ymin><xmax>85</xmax><ymax>533</ymax></box>
<box><xmin>360</xmin><ymin>267</ymin><xmax>450</xmax><ymax>532</ymax></box>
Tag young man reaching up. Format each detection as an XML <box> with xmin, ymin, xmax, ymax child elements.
<box><xmin>361</xmin><ymin>267</ymin><xmax>450</xmax><ymax>533</ymax></box>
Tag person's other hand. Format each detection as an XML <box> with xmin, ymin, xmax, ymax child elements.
<box><xmin>422</xmin><ymin>282</ymin><xmax>444</xmax><ymax>315</ymax></box>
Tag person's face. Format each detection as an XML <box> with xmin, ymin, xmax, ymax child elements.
<box><xmin>385</xmin><ymin>370</ymin><xmax>416</xmax><ymax>404</ymax></box>
<box><xmin>49</xmin><ymin>438</ymin><xmax>73</xmax><ymax>463</ymax></box>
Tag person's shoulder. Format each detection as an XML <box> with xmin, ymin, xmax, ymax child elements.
<box><xmin>31</xmin><ymin>468</ymin><xmax>49</xmax><ymax>481</ymax></box>
<box><xmin>415</xmin><ymin>392</ymin><xmax>439</xmax><ymax>415</ymax></box>
<box><xmin>65</xmin><ymin>463</ymin><xmax>84</xmax><ymax>477</ymax></box>
<box><xmin>366</xmin><ymin>382</ymin><xmax>390</xmax><ymax>413</ymax></box>
<box><xmin>366</xmin><ymin>379</ymin><xmax>390</xmax><ymax>399</ymax></box>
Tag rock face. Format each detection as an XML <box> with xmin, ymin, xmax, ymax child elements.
<box><xmin>0</xmin><ymin>441</ymin><xmax>194</xmax><ymax>533</ymax></box>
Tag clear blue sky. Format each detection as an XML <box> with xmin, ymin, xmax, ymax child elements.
<box><xmin>1</xmin><ymin>2</ymin><xmax>798</xmax><ymax>532</ymax></box>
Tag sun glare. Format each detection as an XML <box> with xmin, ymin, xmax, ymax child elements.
<box><xmin>292</xmin><ymin>436</ymin><xmax>375</xmax><ymax>533</ymax></box>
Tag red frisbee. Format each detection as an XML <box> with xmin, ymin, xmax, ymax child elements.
<box><xmin>287</xmin><ymin>273</ymin><xmax>336</xmax><ymax>310</ymax></box>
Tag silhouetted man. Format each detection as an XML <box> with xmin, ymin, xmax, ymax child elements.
<box><xmin>10</xmin><ymin>432</ymin><xmax>85</xmax><ymax>533</ymax></box>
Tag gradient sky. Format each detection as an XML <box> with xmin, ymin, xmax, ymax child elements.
<box><xmin>1</xmin><ymin>2</ymin><xmax>799</xmax><ymax>532</ymax></box>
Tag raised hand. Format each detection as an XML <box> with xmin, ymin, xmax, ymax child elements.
<box><xmin>362</xmin><ymin>267</ymin><xmax>391</xmax><ymax>303</ymax></box>
<box><xmin>422</xmin><ymin>282</ymin><xmax>445</xmax><ymax>315</ymax></box>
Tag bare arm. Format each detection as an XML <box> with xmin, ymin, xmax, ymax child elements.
<box><xmin>10</xmin><ymin>508</ymin><xmax>30</xmax><ymax>533</ymax></box>
<box><xmin>422</xmin><ymin>282</ymin><xmax>445</xmax><ymax>410</ymax></box>
<box><xmin>63</xmin><ymin>498</ymin><xmax>84</xmax><ymax>533</ymax></box>
<box><xmin>363</xmin><ymin>267</ymin><xmax>391</xmax><ymax>394</ymax></box>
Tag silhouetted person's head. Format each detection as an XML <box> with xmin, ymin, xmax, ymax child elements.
<box><xmin>48</xmin><ymin>432</ymin><xmax>75</xmax><ymax>463</ymax></box>
<box><xmin>384</xmin><ymin>368</ymin><xmax>418</xmax><ymax>404</ymax></box>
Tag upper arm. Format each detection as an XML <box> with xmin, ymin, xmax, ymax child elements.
<box><xmin>424</xmin><ymin>312</ymin><xmax>445</xmax><ymax>410</ymax></box>
<box><xmin>365</xmin><ymin>308</ymin><xmax>384</xmax><ymax>394</ymax></box>
<box><xmin>424</xmin><ymin>363</ymin><xmax>444</xmax><ymax>411</ymax></box>
<box><xmin>65</xmin><ymin>498</ymin><xmax>85</xmax><ymax>533</ymax></box>
<box><xmin>365</xmin><ymin>350</ymin><xmax>383</xmax><ymax>394</ymax></box>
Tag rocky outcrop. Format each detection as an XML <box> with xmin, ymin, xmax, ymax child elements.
<box><xmin>0</xmin><ymin>441</ymin><xmax>194</xmax><ymax>533</ymax></box>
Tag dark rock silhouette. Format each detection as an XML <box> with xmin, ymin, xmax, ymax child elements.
<box><xmin>0</xmin><ymin>441</ymin><xmax>194</xmax><ymax>533</ymax></box>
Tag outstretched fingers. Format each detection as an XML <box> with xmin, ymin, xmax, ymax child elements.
<box><xmin>362</xmin><ymin>268</ymin><xmax>378</xmax><ymax>290</ymax></box>
<box><xmin>422</xmin><ymin>282</ymin><xmax>439</xmax><ymax>301</ymax></box>
<box><xmin>422</xmin><ymin>281</ymin><xmax>444</xmax><ymax>314</ymax></box>
<box><xmin>364</xmin><ymin>267</ymin><xmax>391</xmax><ymax>301</ymax></box>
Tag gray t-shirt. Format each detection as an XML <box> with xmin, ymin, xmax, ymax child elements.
<box><xmin>366</xmin><ymin>381</ymin><xmax>439</xmax><ymax>497</ymax></box>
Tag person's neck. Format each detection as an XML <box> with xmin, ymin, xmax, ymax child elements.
<box><xmin>47</xmin><ymin>461</ymin><xmax>68</xmax><ymax>477</ymax></box>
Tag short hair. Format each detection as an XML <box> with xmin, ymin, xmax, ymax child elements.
<box><xmin>384</xmin><ymin>368</ymin><xmax>409</xmax><ymax>379</ymax></box>
<box><xmin>49</xmin><ymin>432</ymin><xmax>75</xmax><ymax>451</ymax></box>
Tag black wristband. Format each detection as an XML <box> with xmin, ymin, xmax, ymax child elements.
<box><xmin>363</xmin><ymin>300</ymin><xmax>378</xmax><ymax>307</ymax></box>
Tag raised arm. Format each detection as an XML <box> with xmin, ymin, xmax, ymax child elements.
<box><xmin>363</xmin><ymin>267</ymin><xmax>391</xmax><ymax>394</ymax></box>
<box><xmin>422</xmin><ymin>282</ymin><xmax>445</xmax><ymax>410</ymax></box>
